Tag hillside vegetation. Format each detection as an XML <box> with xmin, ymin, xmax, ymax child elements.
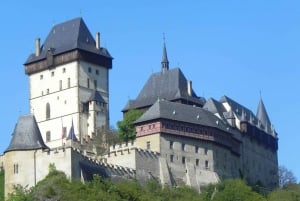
<box><xmin>5</xmin><ymin>166</ymin><xmax>300</xmax><ymax>201</ymax></box>
<box><xmin>0</xmin><ymin>170</ymin><xmax>4</xmax><ymax>201</ymax></box>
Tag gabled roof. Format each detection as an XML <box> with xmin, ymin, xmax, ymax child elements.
<box><xmin>256</xmin><ymin>98</ymin><xmax>271</xmax><ymax>127</ymax></box>
<box><xmin>123</xmin><ymin>68</ymin><xmax>205</xmax><ymax>111</ymax></box>
<box><xmin>218</xmin><ymin>95</ymin><xmax>276</xmax><ymax>135</ymax></box>
<box><xmin>5</xmin><ymin>115</ymin><xmax>49</xmax><ymax>153</ymax></box>
<box><xmin>135</xmin><ymin>99</ymin><xmax>235</xmax><ymax>134</ymax></box>
<box><xmin>203</xmin><ymin>98</ymin><xmax>226</xmax><ymax>115</ymax></box>
<box><xmin>220</xmin><ymin>95</ymin><xmax>257</xmax><ymax>123</ymax></box>
<box><xmin>25</xmin><ymin>17</ymin><xmax>112</xmax><ymax>65</ymax></box>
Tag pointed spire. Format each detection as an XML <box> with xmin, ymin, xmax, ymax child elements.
<box><xmin>241</xmin><ymin>109</ymin><xmax>246</xmax><ymax>122</ymax></box>
<box><xmin>256</xmin><ymin>98</ymin><xmax>271</xmax><ymax>128</ymax></box>
<box><xmin>161</xmin><ymin>34</ymin><xmax>169</xmax><ymax>72</ymax></box>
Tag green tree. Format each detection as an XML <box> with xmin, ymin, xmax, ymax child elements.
<box><xmin>90</xmin><ymin>126</ymin><xmax>120</xmax><ymax>155</ymax></box>
<box><xmin>117</xmin><ymin>109</ymin><xmax>143</xmax><ymax>141</ymax></box>
<box><xmin>7</xmin><ymin>184</ymin><xmax>32</xmax><ymax>201</ymax></box>
<box><xmin>0</xmin><ymin>170</ymin><xmax>4</xmax><ymax>201</ymax></box>
<box><xmin>207</xmin><ymin>179</ymin><xmax>267</xmax><ymax>201</ymax></box>
<box><xmin>29</xmin><ymin>164</ymin><xmax>70</xmax><ymax>201</ymax></box>
<box><xmin>268</xmin><ymin>184</ymin><xmax>300</xmax><ymax>201</ymax></box>
<box><xmin>278</xmin><ymin>165</ymin><xmax>297</xmax><ymax>188</ymax></box>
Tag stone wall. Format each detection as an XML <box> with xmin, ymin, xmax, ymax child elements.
<box><xmin>240</xmin><ymin>134</ymin><xmax>278</xmax><ymax>188</ymax></box>
<box><xmin>105</xmin><ymin>141</ymin><xmax>137</xmax><ymax>169</ymax></box>
<box><xmin>135</xmin><ymin>148</ymin><xmax>160</xmax><ymax>184</ymax></box>
<box><xmin>4</xmin><ymin>145</ymin><xmax>135</xmax><ymax>198</ymax></box>
<box><xmin>159</xmin><ymin>134</ymin><xmax>221</xmax><ymax>187</ymax></box>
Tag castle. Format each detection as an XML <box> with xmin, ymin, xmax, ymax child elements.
<box><xmin>2</xmin><ymin>18</ymin><xmax>278</xmax><ymax>198</ymax></box>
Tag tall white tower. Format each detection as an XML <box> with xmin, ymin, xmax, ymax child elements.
<box><xmin>24</xmin><ymin>18</ymin><xmax>112</xmax><ymax>148</ymax></box>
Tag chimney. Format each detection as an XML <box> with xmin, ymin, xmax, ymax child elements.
<box><xmin>96</xmin><ymin>32</ymin><xmax>100</xmax><ymax>49</ymax></box>
<box><xmin>35</xmin><ymin>38</ymin><xmax>40</xmax><ymax>57</ymax></box>
<box><xmin>187</xmin><ymin>80</ymin><xmax>192</xmax><ymax>96</ymax></box>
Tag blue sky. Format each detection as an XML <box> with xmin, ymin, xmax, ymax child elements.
<box><xmin>1</xmin><ymin>1</ymin><xmax>299</xmax><ymax>181</ymax></box>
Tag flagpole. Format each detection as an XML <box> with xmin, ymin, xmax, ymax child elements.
<box><xmin>61</xmin><ymin>116</ymin><xmax>63</xmax><ymax>147</ymax></box>
<box><xmin>71</xmin><ymin>117</ymin><xmax>73</xmax><ymax>148</ymax></box>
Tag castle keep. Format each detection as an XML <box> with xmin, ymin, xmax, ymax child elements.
<box><xmin>3</xmin><ymin>18</ymin><xmax>278</xmax><ymax>197</ymax></box>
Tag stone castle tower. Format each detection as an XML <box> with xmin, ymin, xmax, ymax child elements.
<box><xmin>3</xmin><ymin>18</ymin><xmax>121</xmax><ymax>198</ymax></box>
<box><xmin>24</xmin><ymin>18</ymin><xmax>112</xmax><ymax>148</ymax></box>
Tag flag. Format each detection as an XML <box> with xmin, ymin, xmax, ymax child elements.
<box><xmin>67</xmin><ymin>119</ymin><xmax>78</xmax><ymax>141</ymax></box>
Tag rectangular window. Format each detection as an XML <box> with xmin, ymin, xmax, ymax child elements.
<box><xmin>13</xmin><ymin>164</ymin><xmax>18</xmax><ymax>174</ymax></box>
<box><xmin>195</xmin><ymin>146</ymin><xmax>199</xmax><ymax>153</ymax></box>
<box><xmin>40</xmin><ymin>74</ymin><xmax>43</xmax><ymax>80</ymax></box>
<box><xmin>51</xmin><ymin>71</ymin><xmax>55</xmax><ymax>77</ymax></box>
<box><xmin>96</xmin><ymin>69</ymin><xmax>99</xmax><ymax>75</ymax></box>
<box><xmin>62</xmin><ymin>68</ymin><xmax>66</xmax><ymax>73</ymax></box>
<box><xmin>88</xmin><ymin>67</ymin><xmax>91</xmax><ymax>73</ymax></box>
<box><xmin>170</xmin><ymin>155</ymin><xmax>174</xmax><ymax>163</ymax></box>
<box><xmin>94</xmin><ymin>80</ymin><xmax>97</xmax><ymax>89</ymax></box>
<box><xmin>181</xmin><ymin>143</ymin><xmax>185</xmax><ymax>151</ymax></box>
<box><xmin>68</xmin><ymin>78</ymin><xmax>70</xmax><ymax>88</ymax></box>
<box><xmin>205</xmin><ymin>160</ymin><xmax>209</xmax><ymax>169</ymax></box>
<box><xmin>196</xmin><ymin>159</ymin><xmax>199</xmax><ymax>166</ymax></box>
<box><xmin>46</xmin><ymin>131</ymin><xmax>51</xmax><ymax>142</ymax></box>
<box><xmin>182</xmin><ymin>156</ymin><xmax>186</xmax><ymax>164</ymax></box>
<box><xmin>170</xmin><ymin>141</ymin><xmax>173</xmax><ymax>149</ymax></box>
<box><xmin>59</xmin><ymin>80</ymin><xmax>62</xmax><ymax>90</ymax></box>
<box><xmin>87</xmin><ymin>78</ymin><xmax>90</xmax><ymax>88</ymax></box>
<box><xmin>146</xmin><ymin>141</ymin><xmax>150</xmax><ymax>150</ymax></box>
<box><xmin>204</xmin><ymin>148</ymin><xmax>208</xmax><ymax>155</ymax></box>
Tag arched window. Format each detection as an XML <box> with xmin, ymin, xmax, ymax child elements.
<box><xmin>46</xmin><ymin>103</ymin><xmax>51</xmax><ymax>119</ymax></box>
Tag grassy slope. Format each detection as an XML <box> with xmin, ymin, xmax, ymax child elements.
<box><xmin>0</xmin><ymin>170</ymin><xmax>4</xmax><ymax>200</ymax></box>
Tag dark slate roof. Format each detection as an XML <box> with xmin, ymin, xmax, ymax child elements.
<box><xmin>5</xmin><ymin>115</ymin><xmax>49</xmax><ymax>153</ymax></box>
<box><xmin>123</xmin><ymin>68</ymin><xmax>206</xmax><ymax>111</ymax></box>
<box><xmin>256</xmin><ymin>98</ymin><xmax>271</xmax><ymax>127</ymax></box>
<box><xmin>25</xmin><ymin>17</ymin><xmax>112</xmax><ymax>64</ymax></box>
<box><xmin>219</xmin><ymin>95</ymin><xmax>257</xmax><ymax>124</ymax></box>
<box><xmin>88</xmin><ymin>90</ymin><xmax>106</xmax><ymax>103</ymax></box>
<box><xmin>203</xmin><ymin>98</ymin><xmax>226</xmax><ymax>115</ymax></box>
<box><xmin>135</xmin><ymin>99</ymin><xmax>236</xmax><ymax>134</ymax></box>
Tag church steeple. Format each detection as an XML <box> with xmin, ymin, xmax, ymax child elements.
<box><xmin>161</xmin><ymin>36</ymin><xmax>169</xmax><ymax>72</ymax></box>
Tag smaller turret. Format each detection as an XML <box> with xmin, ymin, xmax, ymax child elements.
<box><xmin>240</xmin><ymin>110</ymin><xmax>248</xmax><ymax>133</ymax></box>
<box><xmin>256</xmin><ymin>98</ymin><xmax>271</xmax><ymax>129</ymax></box>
